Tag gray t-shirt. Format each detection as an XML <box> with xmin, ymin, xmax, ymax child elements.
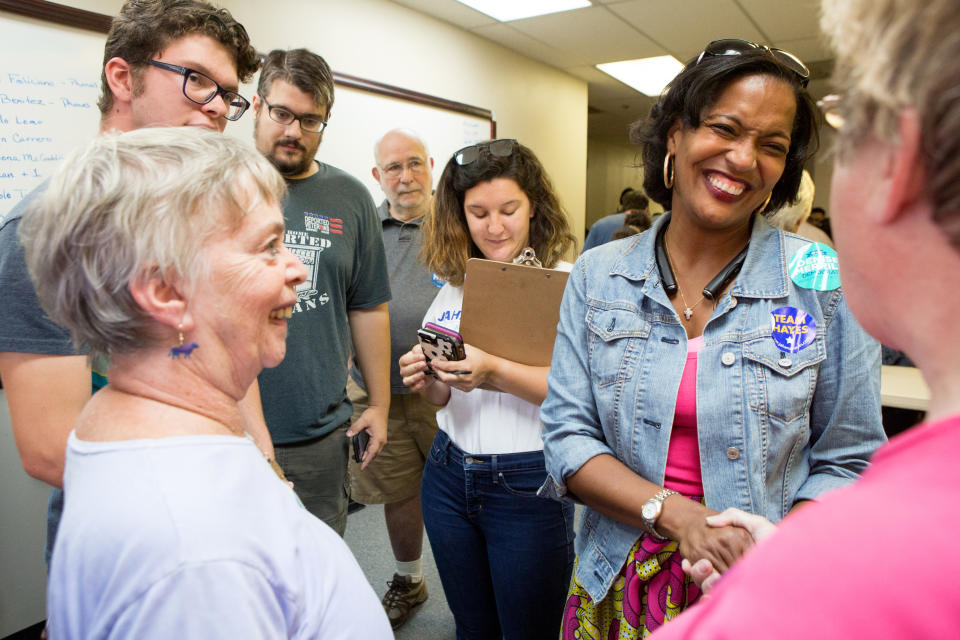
<box><xmin>257</xmin><ymin>162</ymin><xmax>391</xmax><ymax>444</ymax></box>
<box><xmin>0</xmin><ymin>183</ymin><xmax>75</xmax><ymax>355</ymax></box>
<box><xmin>350</xmin><ymin>200</ymin><xmax>443</xmax><ymax>394</ymax></box>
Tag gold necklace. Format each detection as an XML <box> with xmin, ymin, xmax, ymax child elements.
<box><xmin>675</xmin><ymin>282</ymin><xmax>705</xmax><ymax>321</ymax></box>
<box><xmin>664</xmin><ymin>245</ymin><xmax>705</xmax><ymax>322</ymax></box>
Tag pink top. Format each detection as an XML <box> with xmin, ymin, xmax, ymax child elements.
<box><xmin>664</xmin><ymin>336</ymin><xmax>704</xmax><ymax>497</ymax></box>
<box><xmin>651</xmin><ymin>413</ymin><xmax>960</xmax><ymax>639</ymax></box>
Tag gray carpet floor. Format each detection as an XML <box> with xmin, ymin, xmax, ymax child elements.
<box><xmin>344</xmin><ymin>504</ymin><xmax>456</xmax><ymax>639</ymax></box>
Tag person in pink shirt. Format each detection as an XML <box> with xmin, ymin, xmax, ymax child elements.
<box><xmin>651</xmin><ymin>0</ymin><xmax>960</xmax><ymax>636</ymax></box>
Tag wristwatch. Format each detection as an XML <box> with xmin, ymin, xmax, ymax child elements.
<box><xmin>640</xmin><ymin>488</ymin><xmax>680</xmax><ymax>540</ymax></box>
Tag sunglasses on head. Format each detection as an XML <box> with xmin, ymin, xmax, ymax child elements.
<box><xmin>696</xmin><ymin>38</ymin><xmax>810</xmax><ymax>88</ymax></box>
<box><xmin>454</xmin><ymin>138</ymin><xmax>517</xmax><ymax>166</ymax></box>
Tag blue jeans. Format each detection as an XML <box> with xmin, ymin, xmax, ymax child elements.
<box><xmin>422</xmin><ymin>430</ymin><xmax>574</xmax><ymax>640</ymax></box>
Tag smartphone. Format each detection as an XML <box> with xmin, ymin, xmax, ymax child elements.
<box><xmin>417</xmin><ymin>323</ymin><xmax>466</xmax><ymax>376</ymax></box>
<box><xmin>351</xmin><ymin>430</ymin><xmax>370</xmax><ymax>463</ymax></box>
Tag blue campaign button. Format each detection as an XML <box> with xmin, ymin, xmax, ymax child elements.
<box><xmin>789</xmin><ymin>242</ymin><xmax>841</xmax><ymax>291</ymax></box>
<box><xmin>770</xmin><ymin>306</ymin><xmax>816</xmax><ymax>353</ymax></box>
<box><xmin>431</xmin><ymin>272</ymin><xmax>445</xmax><ymax>288</ymax></box>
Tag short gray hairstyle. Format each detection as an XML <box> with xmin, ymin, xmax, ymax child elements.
<box><xmin>821</xmin><ymin>0</ymin><xmax>960</xmax><ymax>245</ymax></box>
<box><xmin>20</xmin><ymin>127</ymin><xmax>286</xmax><ymax>362</ymax></box>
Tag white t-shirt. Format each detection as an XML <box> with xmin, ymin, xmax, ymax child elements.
<box><xmin>48</xmin><ymin>432</ymin><xmax>392</xmax><ymax>640</ymax></box>
<box><xmin>423</xmin><ymin>261</ymin><xmax>572</xmax><ymax>455</ymax></box>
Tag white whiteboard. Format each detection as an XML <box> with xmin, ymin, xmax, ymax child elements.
<box><xmin>0</xmin><ymin>13</ymin><xmax>102</xmax><ymax>217</ymax></box>
<box><xmin>0</xmin><ymin>7</ymin><xmax>494</xmax><ymax>219</ymax></box>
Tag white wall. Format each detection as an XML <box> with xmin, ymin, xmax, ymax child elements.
<box><xmin>61</xmin><ymin>0</ymin><xmax>589</xmax><ymax>243</ymax></box>
<box><xmin>809</xmin><ymin>127</ymin><xmax>835</xmax><ymax>213</ymax></box>
<box><xmin>585</xmin><ymin>134</ymin><xmax>670</xmax><ymax>230</ymax></box>
<box><xmin>0</xmin><ymin>391</ymin><xmax>50</xmax><ymax>636</ymax></box>
<box><xmin>586</xmin><ymin>136</ymin><xmax>640</xmax><ymax>228</ymax></box>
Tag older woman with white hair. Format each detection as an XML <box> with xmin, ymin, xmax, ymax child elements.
<box><xmin>20</xmin><ymin>128</ymin><xmax>392</xmax><ymax>639</ymax></box>
<box><xmin>767</xmin><ymin>170</ymin><xmax>833</xmax><ymax>246</ymax></box>
<box><xmin>649</xmin><ymin>0</ymin><xmax>960</xmax><ymax>637</ymax></box>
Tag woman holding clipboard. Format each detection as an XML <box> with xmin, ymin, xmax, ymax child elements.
<box><xmin>398</xmin><ymin>139</ymin><xmax>576</xmax><ymax>640</ymax></box>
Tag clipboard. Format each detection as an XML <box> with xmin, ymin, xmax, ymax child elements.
<box><xmin>459</xmin><ymin>258</ymin><xmax>569</xmax><ymax>366</ymax></box>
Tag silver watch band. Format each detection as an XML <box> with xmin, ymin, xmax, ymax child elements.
<box><xmin>642</xmin><ymin>488</ymin><xmax>680</xmax><ymax>539</ymax></box>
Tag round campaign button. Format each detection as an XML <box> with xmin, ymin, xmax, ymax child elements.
<box><xmin>770</xmin><ymin>306</ymin><xmax>816</xmax><ymax>353</ymax></box>
<box><xmin>431</xmin><ymin>272</ymin><xmax>445</xmax><ymax>288</ymax></box>
<box><xmin>789</xmin><ymin>243</ymin><xmax>841</xmax><ymax>291</ymax></box>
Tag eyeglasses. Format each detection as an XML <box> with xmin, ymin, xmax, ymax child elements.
<box><xmin>147</xmin><ymin>60</ymin><xmax>250</xmax><ymax>121</ymax></box>
<box><xmin>454</xmin><ymin>138</ymin><xmax>517</xmax><ymax>166</ymax></box>
<box><xmin>380</xmin><ymin>158</ymin><xmax>428</xmax><ymax>178</ymax></box>
<box><xmin>696</xmin><ymin>39</ymin><xmax>810</xmax><ymax>88</ymax></box>
<box><xmin>817</xmin><ymin>94</ymin><xmax>845</xmax><ymax>130</ymax></box>
<box><xmin>259</xmin><ymin>97</ymin><xmax>328</xmax><ymax>133</ymax></box>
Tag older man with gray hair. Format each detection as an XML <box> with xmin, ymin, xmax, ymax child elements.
<box><xmin>347</xmin><ymin>128</ymin><xmax>442</xmax><ymax>629</ymax></box>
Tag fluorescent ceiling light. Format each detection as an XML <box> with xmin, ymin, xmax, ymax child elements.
<box><xmin>456</xmin><ymin>0</ymin><xmax>591</xmax><ymax>22</ymax></box>
<box><xmin>597</xmin><ymin>56</ymin><xmax>684</xmax><ymax>97</ymax></box>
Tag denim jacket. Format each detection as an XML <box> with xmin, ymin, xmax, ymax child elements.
<box><xmin>540</xmin><ymin>213</ymin><xmax>885</xmax><ymax>602</ymax></box>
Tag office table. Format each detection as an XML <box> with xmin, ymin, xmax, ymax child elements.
<box><xmin>881</xmin><ymin>365</ymin><xmax>930</xmax><ymax>411</ymax></box>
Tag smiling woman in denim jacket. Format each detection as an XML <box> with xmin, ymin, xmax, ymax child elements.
<box><xmin>540</xmin><ymin>41</ymin><xmax>887</xmax><ymax>638</ymax></box>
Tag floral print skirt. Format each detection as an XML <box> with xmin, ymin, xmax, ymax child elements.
<box><xmin>560</xmin><ymin>525</ymin><xmax>702</xmax><ymax>638</ymax></box>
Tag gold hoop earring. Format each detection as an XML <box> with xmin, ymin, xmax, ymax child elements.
<box><xmin>663</xmin><ymin>152</ymin><xmax>675</xmax><ymax>189</ymax></box>
<box><xmin>757</xmin><ymin>192</ymin><xmax>773</xmax><ymax>214</ymax></box>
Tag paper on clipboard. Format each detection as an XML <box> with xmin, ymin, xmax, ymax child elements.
<box><xmin>459</xmin><ymin>258</ymin><xmax>569</xmax><ymax>366</ymax></box>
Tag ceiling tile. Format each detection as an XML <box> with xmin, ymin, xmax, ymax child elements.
<box><xmin>608</xmin><ymin>0</ymin><xmax>764</xmax><ymax>63</ymax></box>
<box><xmin>735</xmin><ymin>0</ymin><xmax>822</xmax><ymax>41</ymax></box>
<box><xmin>506</xmin><ymin>6</ymin><xmax>664</xmax><ymax>65</ymax></box>
<box><xmin>471</xmin><ymin>23</ymin><xmax>584</xmax><ymax>68</ymax></box>
<box><xmin>389</xmin><ymin>0</ymin><xmax>498</xmax><ymax>29</ymax></box>
<box><xmin>774</xmin><ymin>35</ymin><xmax>831</xmax><ymax>64</ymax></box>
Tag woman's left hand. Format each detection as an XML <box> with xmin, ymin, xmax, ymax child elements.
<box><xmin>431</xmin><ymin>344</ymin><xmax>494</xmax><ymax>393</ymax></box>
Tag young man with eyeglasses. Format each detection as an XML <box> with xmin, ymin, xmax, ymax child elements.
<box><xmin>344</xmin><ymin>128</ymin><xmax>440</xmax><ymax>628</ymax></box>
<box><xmin>251</xmin><ymin>48</ymin><xmax>391</xmax><ymax>537</ymax></box>
<box><xmin>0</xmin><ymin>0</ymin><xmax>261</xmax><ymax>569</ymax></box>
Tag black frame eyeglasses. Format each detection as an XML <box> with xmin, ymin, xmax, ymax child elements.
<box><xmin>454</xmin><ymin>138</ymin><xmax>517</xmax><ymax>166</ymax></box>
<box><xmin>696</xmin><ymin>39</ymin><xmax>810</xmax><ymax>88</ymax></box>
<box><xmin>259</xmin><ymin>97</ymin><xmax>328</xmax><ymax>133</ymax></box>
<box><xmin>148</xmin><ymin>60</ymin><xmax>250</xmax><ymax>121</ymax></box>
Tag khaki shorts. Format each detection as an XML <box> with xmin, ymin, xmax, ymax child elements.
<box><xmin>347</xmin><ymin>377</ymin><xmax>440</xmax><ymax>504</ymax></box>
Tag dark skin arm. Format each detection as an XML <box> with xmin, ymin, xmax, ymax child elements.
<box><xmin>567</xmin><ymin>453</ymin><xmax>754</xmax><ymax>572</ymax></box>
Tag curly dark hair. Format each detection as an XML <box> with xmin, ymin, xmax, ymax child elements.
<box><xmin>98</xmin><ymin>0</ymin><xmax>259</xmax><ymax>115</ymax></box>
<box><xmin>633</xmin><ymin>48</ymin><xmax>819</xmax><ymax>212</ymax></box>
<box><xmin>422</xmin><ymin>140</ymin><xmax>577</xmax><ymax>286</ymax></box>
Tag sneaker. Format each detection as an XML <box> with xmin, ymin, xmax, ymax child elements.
<box><xmin>382</xmin><ymin>573</ymin><xmax>428</xmax><ymax>629</ymax></box>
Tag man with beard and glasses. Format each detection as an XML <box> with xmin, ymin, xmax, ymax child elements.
<box><xmin>251</xmin><ymin>48</ymin><xmax>391</xmax><ymax>536</ymax></box>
